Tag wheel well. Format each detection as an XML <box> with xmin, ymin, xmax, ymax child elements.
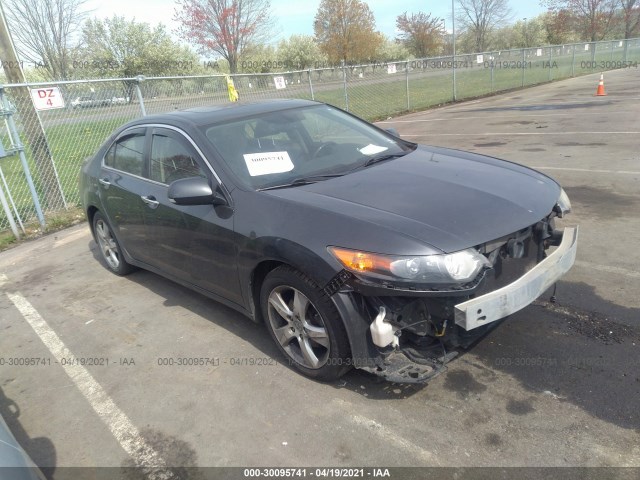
<box><xmin>250</xmin><ymin>260</ymin><xmax>285</xmax><ymax>323</ymax></box>
<box><xmin>86</xmin><ymin>206</ymin><xmax>99</xmax><ymax>236</ymax></box>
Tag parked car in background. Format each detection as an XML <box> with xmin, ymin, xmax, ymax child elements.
<box><xmin>110</xmin><ymin>96</ymin><xmax>130</xmax><ymax>105</ymax></box>
<box><xmin>70</xmin><ymin>95</ymin><xmax>111</xmax><ymax>109</ymax></box>
<box><xmin>79</xmin><ymin>99</ymin><xmax>577</xmax><ymax>383</ymax></box>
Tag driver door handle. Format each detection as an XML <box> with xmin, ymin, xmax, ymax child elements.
<box><xmin>141</xmin><ymin>195</ymin><xmax>160</xmax><ymax>209</ymax></box>
<box><xmin>98</xmin><ymin>178</ymin><xmax>110</xmax><ymax>187</ymax></box>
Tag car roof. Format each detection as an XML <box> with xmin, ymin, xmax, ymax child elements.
<box><xmin>125</xmin><ymin>99</ymin><xmax>322</xmax><ymax>130</ymax></box>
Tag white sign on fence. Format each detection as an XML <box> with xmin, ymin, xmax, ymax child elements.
<box><xmin>476</xmin><ymin>55</ymin><xmax>484</xmax><ymax>64</ymax></box>
<box><xmin>585</xmin><ymin>44</ymin><xmax>590</xmax><ymax>51</ymax></box>
<box><xmin>273</xmin><ymin>76</ymin><xmax>286</xmax><ymax>90</ymax></box>
<box><xmin>536</xmin><ymin>49</ymin><xmax>543</xmax><ymax>57</ymax></box>
<box><xmin>387</xmin><ymin>64</ymin><xmax>397</xmax><ymax>74</ymax></box>
<box><xmin>30</xmin><ymin>87</ymin><xmax>65</xmax><ymax>110</ymax></box>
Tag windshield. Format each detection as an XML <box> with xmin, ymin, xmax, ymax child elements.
<box><xmin>202</xmin><ymin>104</ymin><xmax>415</xmax><ymax>190</ymax></box>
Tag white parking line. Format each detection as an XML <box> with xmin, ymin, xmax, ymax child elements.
<box><xmin>348</xmin><ymin>413</ymin><xmax>440</xmax><ymax>465</ymax></box>
<box><xmin>378</xmin><ymin>111</ymin><xmax>638</xmax><ymax>123</ymax></box>
<box><xmin>531</xmin><ymin>166</ymin><xmax>640</xmax><ymax>175</ymax></box>
<box><xmin>401</xmin><ymin>131</ymin><xmax>640</xmax><ymax>137</ymax></box>
<box><xmin>6</xmin><ymin>291</ymin><xmax>174</xmax><ymax>480</ymax></box>
<box><xmin>575</xmin><ymin>260</ymin><xmax>640</xmax><ymax>279</ymax></box>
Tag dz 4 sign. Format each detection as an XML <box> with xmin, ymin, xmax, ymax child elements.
<box><xmin>30</xmin><ymin>87</ymin><xmax>65</xmax><ymax>110</ymax></box>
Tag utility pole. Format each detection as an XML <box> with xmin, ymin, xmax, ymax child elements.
<box><xmin>0</xmin><ymin>1</ymin><xmax>65</xmax><ymax>210</ymax></box>
<box><xmin>452</xmin><ymin>0</ymin><xmax>457</xmax><ymax>101</ymax></box>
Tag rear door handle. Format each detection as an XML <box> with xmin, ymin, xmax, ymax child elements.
<box><xmin>98</xmin><ymin>178</ymin><xmax>110</xmax><ymax>187</ymax></box>
<box><xmin>140</xmin><ymin>195</ymin><xmax>160</xmax><ymax>209</ymax></box>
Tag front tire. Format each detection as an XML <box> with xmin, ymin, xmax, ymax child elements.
<box><xmin>93</xmin><ymin>211</ymin><xmax>134</xmax><ymax>276</ymax></box>
<box><xmin>260</xmin><ymin>266</ymin><xmax>352</xmax><ymax>381</ymax></box>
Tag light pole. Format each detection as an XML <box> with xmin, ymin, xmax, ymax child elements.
<box><xmin>452</xmin><ymin>0</ymin><xmax>456</xmax><ymax>101</ymax></box>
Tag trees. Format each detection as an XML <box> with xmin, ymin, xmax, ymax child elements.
<box><xmin>456</xmin><ymin>0</ymin><xmax>513</xmax><ymax>52</ymax></box>
<box><xmin>543</xmin><ymin>0</ymin><xmax>617</xmax><ymax>41</ymax></box>
<box><xmin>80</xmin><ymin>16</ymin><xmax>199</xmax><ymax>78</ymax></box>
<box><xmin>396</xmin><ymin>12</ymin><xmax>444</xmax><ymax>58</ymax></box>
<box><xmin>174</xmin><ymin>0</ymin><xmax>273</xmax><ymax>73</ymax></box>
<box><xmin>278</xmin><ymin>35</ymin><xmax>327</xmax><ymax>70</ymax></box>
<box><xmin>3</xmin><ymin>0</ymin><xmax>88</xmax><ymax>80</ymax></box>
<box><xmin>313</xmin><ymin>0</ymin><xmax>383</xmax><ymax>65</ymax></box>
<box><xmin>540</xmin><ymin>10</ymin><xmax>578</xmax><ymax>44</ymax></box>
<box><xmin>619</xmin><ymin>0</ymin><xmax>640</xmax><ymax>38</ymax></box>
<box><xmin>376</xmin><ymin>37</ymin><xmax>410</xmax><ymax>62</ymax></box>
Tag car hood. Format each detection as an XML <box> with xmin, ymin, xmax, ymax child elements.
<box><xmin>265</xmin><ymin>146</ymin><xmax>561</xmax><ymax>253</ymax></box>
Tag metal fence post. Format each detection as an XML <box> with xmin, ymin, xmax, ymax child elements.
<box><xmin>571</xmin><ymin>44</ymin><xmax>576</xmax><ymax>77</ymax></box>
<box><xmin>405</xmin><ymin>61</ymin><xmax>410</xmax><ymax>110</ymax></box>
<box><xmin>611</xmin><ymin>40</ymin><xmax>615</xmax><ymax>62</ymax></box>
<box><xmin>623</xmin><ymin>40</ymin><xmax>629</xmax><ymax>63</ymax></box>
<box><xmin>341</xmin><ymin>61</ymin><xmax>349</xmax><ymax>111</ymax></box>
<box><xmin>135</xmin><ymin>75</ymin><xmax>147</xmax><ymax>116</ymax></box>
<box><xmin>0</xmin><ymin>87</ymin><xmax>45</xmax><ymax>228</ymax></box>
<box><xmin>549</xmin><ymin>47</ymin><xmax>553</xmax><ymax>81</ymax></box>
<box><xmin>591</xmin><ymin>43</ymin><xmax>596</xmax><ymax>64</ymax></box>
<box><xmin>490</xmin><ymin>52</ymin><xmax>494</xmax><ymax>92</ymax></box>
<box><xmin>522</xmin><ymin>48</ymin><xmax>526</xmax><ymax>87</ymax></box>
<box><xmin>0</xmin><ymin>164</ymin><xmax>24</xmax><ymax>233</ymax></box>
<box><xmin>0</xmin><ymin>178</ymin><xmax>19</xmax><ymax>238</ymax></box>
<box><xmin>307</xmin><ymin>69</ymin><xmax>315</xmax><ymax>101</ymax></box>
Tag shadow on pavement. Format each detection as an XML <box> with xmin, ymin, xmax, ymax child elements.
<box><xmin>0</xmin><ymin>387</ymin><xmax>56</xmax><ymax>479</ymax></box>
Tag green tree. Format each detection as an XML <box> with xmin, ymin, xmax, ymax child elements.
<box><xmin>79</xmin><ymin>16</ymin><xmax>199</xmax><ymax>78</ymax></box>
<box><xmin>314</xmin><ymin>0</ymin><xmax>383</xmax><ymax>65</ymax></box>
<box><xmin>396</xmin><ymin>12</ymin><xmax>444</xmax><ymax>58</ymax></box>
<box><xmin>376</xmin><ymin>37</ymin><xmax>411</xmax><ymax>62</ymax></box>
<box><xmin>278</xmin><ymin>35</ymin><xmax>327</xmax><ymax>70</ymax></box>
<box><xmin>238</xmin><ymin>43</ymin><xmax>277</xmax><ymax>72</ymax></box>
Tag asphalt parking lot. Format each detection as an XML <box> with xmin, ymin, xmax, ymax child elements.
<box><xmin>1</xmin><ymin>69</ymin><xmax>639</xmax><ymax>474</ymax></box>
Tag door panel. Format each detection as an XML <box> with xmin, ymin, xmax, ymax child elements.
<box><xmin>98</xmin><ymin>129</ymin><xmax>149</xmax><ymax>262</ymax></box>
<box><xmin>141</xmin><ymin>128</ymin><xmax>243</xmax><ymax>305</ymax></box>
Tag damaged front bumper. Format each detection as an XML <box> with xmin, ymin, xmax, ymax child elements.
<box><xmin>455</xmin><ymin>226</ymin><xmax>578</xmax><ymax>330</ymax></box>
<box><xmin>328</xmin><ymin>226</ymin><xmax>578</xmax><ymax>384</ymax></box>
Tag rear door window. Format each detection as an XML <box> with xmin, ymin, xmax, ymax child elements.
<box><xmin>104</xmin><ymin>130</ymin><xmax>146</xmax><ymax>177</ymax></box>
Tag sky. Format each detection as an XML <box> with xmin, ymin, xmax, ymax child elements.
<box><xmin>86</xmin><ymin>0</ymin><xmax>548</xmax><ymax>44</ymax></box>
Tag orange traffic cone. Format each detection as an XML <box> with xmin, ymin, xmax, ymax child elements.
<box><xmin>596</xmin><ymin>73</ymin><xmax>607</xmax><ymax>96</ymax></box>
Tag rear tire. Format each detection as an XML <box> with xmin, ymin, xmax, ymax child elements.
<box><xmin>260</xmin><ymin>266</ymin><xmax>352</xmax><ymax>381</ymax></box>
<box><xmin>92</xmin><ymin>211</ymin><xmax>135</xmax><ymax>276</ymax></box>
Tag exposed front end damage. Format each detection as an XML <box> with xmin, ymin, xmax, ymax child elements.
<box><xmin>327</xmin><ymin>216</ymin><xmax>579</xmax><ymax>384</ymax></box>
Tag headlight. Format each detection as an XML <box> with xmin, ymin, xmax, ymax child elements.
<box><xmin>328</xmin><ymin>246</ymin><xmax>491</xmax><ymax>285</ymax></box>
<box><xmin>556</xmin><ymin>188</ymin><xmax>572</xmax><ymax>217</ymax></box>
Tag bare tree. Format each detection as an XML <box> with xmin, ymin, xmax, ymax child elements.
<box><xmin>174</xmin><ymin>0</ymin><xmax>273</xmax><ymax>74</ymax></box>
<box><xmin>4</xmin><ymin>0</ymin><xmax>89</xmax><ymax>80</ymax></box>
<box><xmin>620</xmin><ymin>0</ymin><xmax>640</xmax><ymax>38</ymax></box>
<box><xmin>456</xmin><ymin>0</ymin><xmax>512</xmax><ymax>52</ymax></box>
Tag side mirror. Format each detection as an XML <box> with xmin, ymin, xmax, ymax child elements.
<box><xmin>385</xmin><ymin>128</ymin><xmax>400</xmax><ymax>138</ymax></box>
<box><xmin>168</xmin><ymin>176</ymin><xmax>227</xmax><ymax>206</ymax></box>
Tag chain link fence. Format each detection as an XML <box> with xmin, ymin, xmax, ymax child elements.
<box><xmin>1</xmin><ymin>37</ymin><xmax>639</xmax><ymax>234</ymax></box>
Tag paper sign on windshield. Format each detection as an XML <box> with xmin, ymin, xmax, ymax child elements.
<box><xmin>244</xmin><ymin>151</ymin><xmax>294</xmax><ymax>176</ymax></box>
<box><xmin>359</xmin><ymin>144</ymin><xmax>388</xmax><ymax>156</ymax></box>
